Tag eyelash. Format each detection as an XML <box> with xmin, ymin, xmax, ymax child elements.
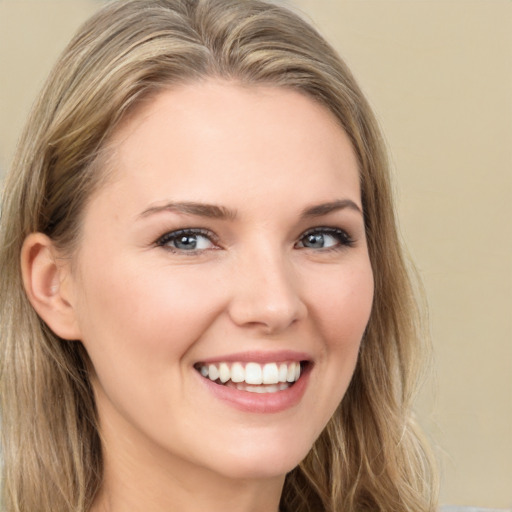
<box><xmin>155</xmin><ymin>226</ymin><xmax>354</xmax><ymax>254</ymax></box>
<box><xmin>155</xmin><ymin>228</ymin><xmax>219</xmax><ymax>254</ymax></box>
<box><xmin>296</xmin><ymin>227</ymin><xmax>355</xmax><ymax>251</ymax></box>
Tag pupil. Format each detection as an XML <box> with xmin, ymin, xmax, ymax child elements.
<box><xmin>306</xmin><ymin>234</ymin><xmax>324</xmax><ymax>248</ymax></box>
<box><xmin>177</xmin><ymin>235</ymin><xmax>197</xmax><ymax>249</ymax></box>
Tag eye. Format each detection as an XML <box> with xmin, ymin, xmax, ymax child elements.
<box><xmin>296</xmin><ymin>227</ymin><xmax>354</xmax><ymax>250</ymax></box>
<box><xmin>156</xmin><ymin>229</ymin><xmax>217</xmax><ymax>253</ymax></box>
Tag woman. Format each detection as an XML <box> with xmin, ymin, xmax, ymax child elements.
<box><xmin>0</xmin><ymin>0</ymin><xmax>438</xmax><ymax>511</ymax></box>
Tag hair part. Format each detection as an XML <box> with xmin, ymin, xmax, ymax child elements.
<box><xmin>0</xmin><ymin>1</ymin><xmax>438</xmax><ymax>510</ymax></box>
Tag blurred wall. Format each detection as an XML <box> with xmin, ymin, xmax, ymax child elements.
<box><xmin>0</xmin><ymin>0</ymin><xmax>511</xmax><ymax>508</ymax></box>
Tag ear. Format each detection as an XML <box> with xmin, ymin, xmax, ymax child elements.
<box><xmin>21</xmin><ymin>233</ymin><xmax>82</xmax><ymax>340</ymax></box>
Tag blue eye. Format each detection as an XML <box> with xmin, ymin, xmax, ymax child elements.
<box><xmin>156</xmin><ymin>229</ymin><xmax>216</xmax><ymax>252</ymax></box>
<box><xmin>296</xmin><ymin>228</ymin><xmax>353</xmax><ymax>250</ymax></box>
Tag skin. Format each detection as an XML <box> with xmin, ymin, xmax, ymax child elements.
<box><xmin>23</xmin><ymin>81</ymin><xmax>374</xmax><ymax>512</ymax></box>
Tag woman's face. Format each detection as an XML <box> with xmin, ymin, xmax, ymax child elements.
<box><xmin>68</xmin><ymin>81</ymin><xmax>374</xmax><ymax>482</ymax></box>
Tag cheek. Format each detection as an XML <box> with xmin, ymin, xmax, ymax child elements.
<box><xmin>73</xmin><ymin>257</ymin><xmax>231</xmax><ymax>442</ymax></box>
<box><xmin>74</xmin><ymin>257</ymin><xmax>227</xmax><ymax>372</ymax></box>
<box><xmin>301</xmin><ymin>259</ymin><xmax>374</xmax><ymax>429</ymax></box>
<box><xmin>307</xmin><ymin>261</ymin><xmax>374</xmax><ymax>350</ymax></box>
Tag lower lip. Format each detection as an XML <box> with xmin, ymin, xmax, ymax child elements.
<box><xmin>197</xmin><ymin>364</ymin><xmax>311</xmax><ymax>414</ymax></box>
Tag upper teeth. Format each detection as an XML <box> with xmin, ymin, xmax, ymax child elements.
<box><xmin>198</xmin><ymin>361</ymin><xmax>301</xmax><ymax>385</ymax></box>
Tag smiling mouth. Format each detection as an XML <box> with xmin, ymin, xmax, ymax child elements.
<box><xmin>194</xmin><ymin>361</ymin><xmax>307</xmax><ymax>394</ymax></box>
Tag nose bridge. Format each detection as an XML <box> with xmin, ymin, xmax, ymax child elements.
<box><xmin>228</xmin><ymin>237</ymin><xmax>306</xmax><ymax>333</ymax></box>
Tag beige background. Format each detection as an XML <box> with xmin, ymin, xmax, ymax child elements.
<box><xmin>0</xmin><ymin>0</ymin><xmax>511</xmax><ymax>508</ymax></box>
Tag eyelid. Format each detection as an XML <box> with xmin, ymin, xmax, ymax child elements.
<box><xmin>296</xmin><ymin>226</ymin><xmax>355</xmax><ymax>249</ymax></box>
<box><xmin>155</xmin><ymin>228</ymin><xmax>220</xmax><ymax>252</ymax></box>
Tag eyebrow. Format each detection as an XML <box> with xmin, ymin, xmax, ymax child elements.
<box><xmin>138</xmin><ymin>201</ymin><xmax>237</xmax><ymax>220</ymax></box>
<box><xmin>301</xmin><ymin>199</ymin><xmax>363</xmax><ymax>217</ymax></box>
<box><xmin>138</xmin><ymin>198</ymin><xmax>362</xmax><ymax>221</ymax></box>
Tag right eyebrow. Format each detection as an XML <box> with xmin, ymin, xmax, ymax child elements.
<box><xmin>137</xmin><ymin>201</ymin><xmax>238</xmax><ymax>221</ymax></box>
<box><xmin>300</xmin><ymin>199</ymin><xmax>363</xmax><ymax>218</ymax></box>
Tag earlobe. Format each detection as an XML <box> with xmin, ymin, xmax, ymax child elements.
<box><xmin>21</xmin><ymin>233</ymin><xmax>82</xmax><ymax>340</ymax></box>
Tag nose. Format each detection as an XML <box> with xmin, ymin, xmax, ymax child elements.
<box><xmin>227</xmin><ymin>246</ymin><xmax>307</xmax><ymax>334</ymax></box>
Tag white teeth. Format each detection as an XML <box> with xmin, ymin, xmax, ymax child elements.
<box><xmin>198</xmin><ymin>361</ymin><xmax>304</xmax><ymax>389</ymax></box>
<box><xmin>278</xmin><ymin>363</ymin><xmax>288</xmax><ymax>383</ymax></box>
<box><xmin>245</xmin><ymin>362</ymin><xmax>263</xmax><ymax>385</ymax></box>
<box><xmin>219</xmin><ymin>362</ymin><xmax>230</xmax><ymax>383</ymax></box>
<box><xmin>245</xmin><ymin>385</ymin><xmax>266</xmax><ymax>394</ymax></box>
<box><xmin>231</xmin><ymin>362</ymin><xmax>245</xmax><ymax>383</ymax></box>
<box><xmin>208</xmin><ymin>364</ymin><xmax>219</xmax><ymax>381</ymax></box>
<box><xmin>286</xmin><ymin>362</ymin><xmax>296</xmax><ymax>383</ymax></box>
<box><xmin>262</xmin><ymin>363</ymin><xmax>279</xmax><ymax>384</ymax></box>
<box><xmin>238</xmin><ymin>383</ymin><xmax>285</xmax><ymax>394</ymax></box>
<box><xmin>294</xmin><ymin>362</ymin><xmax>301</xmax><ymax>381</ymax></box>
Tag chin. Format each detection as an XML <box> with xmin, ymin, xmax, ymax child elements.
<box><xmin>206</xmin><ymin>438</ymin><xmax>314</xmax><ymax>481</ymax></box>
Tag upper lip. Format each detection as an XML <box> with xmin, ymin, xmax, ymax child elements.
<box><xmin>196</xmin><ymin>350</ymin><xmax>312</xmax><ymax>365</ymax></box>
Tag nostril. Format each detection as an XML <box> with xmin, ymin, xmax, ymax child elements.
<box><xmin>227</xmin><ymin>288</ymin><xmax>307</xmax><ymax>333</ymax></box>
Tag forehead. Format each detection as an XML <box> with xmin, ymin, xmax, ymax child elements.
<box><xmin>93</xmin><ymin>80</ymin><xmax>361</xmax><ymax>217</ymax></box>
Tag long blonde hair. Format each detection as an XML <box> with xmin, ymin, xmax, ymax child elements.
<box><xmin>0</xmin><ymin>0</ymin><xmax>438</xmax><ymax>510</ymax></box>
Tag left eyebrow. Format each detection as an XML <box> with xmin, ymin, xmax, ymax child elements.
<box><xmin>301</xmin><ymin>199</ymin><xmax>363</xmax><ymax>218</ymax></box>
